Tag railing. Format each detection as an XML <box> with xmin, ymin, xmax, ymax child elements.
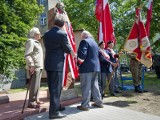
<box><xmin>119</xmin><ymin>66</ymin><xmax>145</xmax><ymax>90</ymax></box>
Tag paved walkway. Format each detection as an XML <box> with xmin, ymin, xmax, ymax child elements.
<box><xmin>0</xmin><ymin>89</ymin><xmax>160</xmax><ymax>120</ymax></box>
<box><xmin>0</xmin><ymin>90</ymin><xmax>81</xmax><ymax>120</ymax></box>
<box><xmin>24</xmin><ymin>104</ymin><xmax>160</xmax><ymax>120</ymax></box>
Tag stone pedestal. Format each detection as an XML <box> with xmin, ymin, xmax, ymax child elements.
<box><xmin>60</xmin><ymin>88</ymin><xmax>79</xmax><ymax>101</ymax></box>
<box><xmin>47</xmin><ymin>82</ymin><xmax>81</xmax><ymax>101</ymax></box>
<box><xmin>0</xmin><ymin>94</ymin><xmax>9</xmax><ymax>105</ymax></box>
<box><xmin>47</xmin><ymin>88</ymin><xmax>79</xmax><ymax>101</ymax></box>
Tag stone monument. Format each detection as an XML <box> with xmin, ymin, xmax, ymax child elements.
<box><xmin>47</xmin><ymin>2</ymin><xmax>79</xmax><ymax>100</ymax></box>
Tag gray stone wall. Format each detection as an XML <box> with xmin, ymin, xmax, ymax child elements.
<box><xmin>11</xmin><ymin>69</ymin><xmax>26</xmax><ymax>89</ymax></box>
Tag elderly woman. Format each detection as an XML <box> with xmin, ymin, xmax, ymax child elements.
<box><xmin>25</xmin><ymin>27</ymin><xmax>44</xmax><ymax>108</ymax></box>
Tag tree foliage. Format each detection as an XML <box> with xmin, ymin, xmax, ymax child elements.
<box><xmin>63</xmin><ymin>0</ymin><xmax>99</xmax><ymax>39</ymax></box>
<box><xmin>0</xmin><ymin>0</ymin><xmax>43</xmax><ymax>79</ymax></box>
<box><xmin>62</xmin><ymin>0</ymin><xmax>160</xmax><ymax>49</ymax></box>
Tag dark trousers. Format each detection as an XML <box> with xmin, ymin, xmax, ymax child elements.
<box><xmin>155</xmin><ymin>66</ymin><xmax>160</xmax><ymax>78</ymax></box>
<box><xmin>47</xmin><ymin>71</ymin><xmax>63</xmax><ymax>116</ymax></box>
<box><xmin>99</xmin><ymin>72</ymin><xmax>107</xmax><ymax>96</ymax></box>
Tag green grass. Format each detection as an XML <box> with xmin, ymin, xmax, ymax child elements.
<box><xmin>8</xmin><ymin>88</ymin><xmax>26</xmax><ymax>94</ymax></box>
<box><xmin>40</xmin><ymin>83</ymin><xmax>48</xmax><ymax>90</ymax></box>
<box><xmin>120</xmin><ymin>71</ymin><xmax>160</xmax><ymax>91</ymax></box>
<box><xmin>7</xmin><ymin>83</ymin><xmax>48</xmax><ymax>94</ymax></box>
<box><xmin>7</xmin><ymin>71</ymin><xmax>160</xmax><ymax>94</ymax></box>
<box><xmin>144</xmin><ymin>71</ymin><xmax>160</xmax><ymax>90</ymax></box>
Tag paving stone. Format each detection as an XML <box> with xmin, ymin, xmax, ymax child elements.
<box><xmin>24</xmin><ymin>104</ymin><xmax>160</xmax><ymax>120</ymax></box>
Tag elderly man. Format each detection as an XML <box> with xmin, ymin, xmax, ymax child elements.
<box><xmin>25</xmin><ymin>27</ymin><xmax>44</xmax><ymax>108</ymax></box>
<box><xmin>77</xmin><ymin>30</ymin><xmax>103</xmax><ymax>111</ymax></box>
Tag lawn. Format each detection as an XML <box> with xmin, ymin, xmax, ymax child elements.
<box><xmin>119</xmin><ymin>70</ymin><xmax>160</xmax><ymax>91</ymax></box>
<box><xmin>7</xmin><ymin>83</ymin><xmax>48</xmax><ymax>94</ymax></box>
<box><xmin>144</xmin><ymin>71</ymin><xmax>160</xmax><ymax>91</ymax></box>
<box><xmin>7</xmin><ymin>70</ymin><xmax>160</xmax><ymax>94</ymax></box>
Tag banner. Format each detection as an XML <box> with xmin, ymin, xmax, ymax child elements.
<box><xmin>95</xmin><ymin>0</ymin><xmax>116</xmax><ymax>48</ymax></box>
<box><xmin>61</xmin><ymin>10</ymin><xmax>79</xmax><ymax>87</ymax></box>
<box><xmin>52</xmin><ymin>3</ymin><xmax>79</xmax><ymax>87</ymax></box>
<box><xmin>124</xmin><ymin>8</ymin><xmax>152</xmax><ymax>68</ymax></box>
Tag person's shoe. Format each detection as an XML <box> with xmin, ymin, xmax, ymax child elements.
<box><xmin>36</xmin><ymin>101</ymin><xmax>44</xmax><ymax>105</ymax></box>
<box><xmin>110</xmin><ymin>93</ymin><xmax>116</xmax><ymax>96</ymax></box>
<box><xmin>28</xmin><ymin>104</ymin><xmax>40</xmax><ymax>108</ymax></box>
<box><xmin>102</xmin><ymin>93</ymin><xmax>105</xmax><ymax>97</ymax></box>
<box><xmin>135</xmin><ymin>89</ymin><xmax>143</xmax><ymax>93</ymax></box>
<box><xmin>92</xmin><ymin>103</ymin><xmax>104</xmax><ymax>108</ymax></box>
<box><xmin>134</xmin><ymin>86</ymin><xmax>138</xmax><ymax>92</ymax></box>
<box><xmin>115</xmin><ymin>90</ymin><xmax>122</xmax><ymax>93</ymax></box>
<box><xmin>49</xmin><ymin>112</ymin><xmax>67</xmax><ymax>119</ymax></box>
<box><xmin>90</xmin><ymin>96</ymin><xmax>94</xmax><ymax>102</ymax></box>
<box><xmin>59</xmin><ymin>105</ymin><xmax>65</xmax><ymax>111</ymax></box>
<box><xmin>77</xmin><ymin>105</ymin><xmax>90</xmax><ymax>111</ymax></box>
<box><xmin>135</xmin><ymin>86</ymin><xmax>143</xmax><ymax>93</ymax></box>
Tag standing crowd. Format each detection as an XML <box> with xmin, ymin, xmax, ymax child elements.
<box><xmin>24</xmin><ymin>15</ymin><xmax>122</xmax><ymax>119</ymax></box>
<box><xmin>24</xmin><ymin>2</ymin><xmax>146</xmax><ymax>120</ymax></box>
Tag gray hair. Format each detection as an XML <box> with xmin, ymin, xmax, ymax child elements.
<box><xmin>54</xmin><ymin>14</ymin><xmax>65</xmax><ymax>28</ymax></box>
<box><xmin>81</xmin><ymin>30</ymin><xmax>93</xmax><ymax>39</ymax></box>
<box><xmin>29</xmin><ymin>27</ymin><xmax>40</xmax><ymax>38</ymax></box>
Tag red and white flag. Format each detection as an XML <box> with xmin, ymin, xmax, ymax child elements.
<box><xmin>57</xmin><ymin>9</ymin><xmax>79</xmax><ymax>87</ymax></box>
<box><xmin>95</xmin><ymin>0</ymin><xmax>116</xmax><ymax>48</ymax></box>
<box><xmin>63</xmin><ymin>13</ymin><xmax>79</xmax><ymax>87</ymax></box>
<box><xmin>145</xmin><ymin>0</ymin><xmax>153</xmax><ymax>37</ymax></box>
<box><xmin>124</xmin><ymin>8</ymin><xmax>152</xmax><ymax>68</ymax></box>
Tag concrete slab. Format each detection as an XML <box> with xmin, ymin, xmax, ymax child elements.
<box><xmin>24</xmin><ymin>104</ymin><xmax>160</xmax><ymax>120</ymax></box>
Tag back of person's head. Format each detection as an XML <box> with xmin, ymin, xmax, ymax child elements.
<box><xmin>81</xmin><ymin>30</ymin><xmax>93</xmax><ymax>39</ymax></box>
<box><xmin>54</xmin><ymin>14</ymin><xmax>65</xmax><ymax>28</ymax></box>
<box><xmin>29</xmin><ymin>27</ymin><xmax>40</xmax><ymax>38</ymax></box>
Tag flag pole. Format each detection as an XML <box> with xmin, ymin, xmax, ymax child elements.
<box><xmin>146</xmin><ymin>0</ymin><xmax>153</xmax><ymax>38</ymax></box>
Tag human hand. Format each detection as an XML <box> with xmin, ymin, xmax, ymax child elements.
<box><xmin>29</xmin><ymin>66</ymin><xmax>35</xmax><ymax>75</ymax></box>
<box><xmin>71</xmin><ymin>51</ymin><xmax>77</xmax><ymax>58</ymax></box>
<box><xmin>111</xmin><ymin>63</ymin><xmax>117</xmax><ymax>68</ymax></box>
<box><xmin>73</xmin><ymin>53</ymin><xmax>77</xmax><ymax>58</ymax></box>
